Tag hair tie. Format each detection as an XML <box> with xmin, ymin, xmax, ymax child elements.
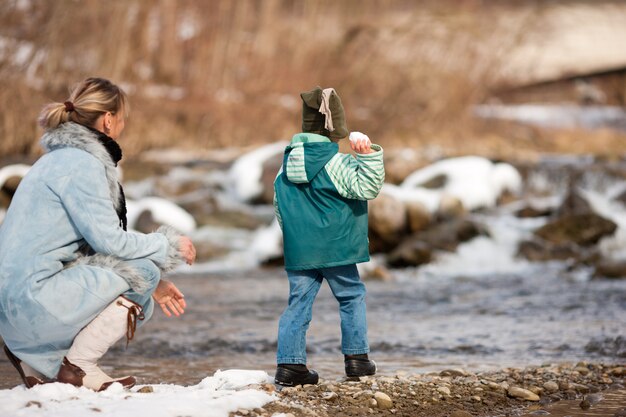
<box><xmin>64</xmin><ymin>101</ymin><xmax>75</xmax><ymax>112</ymax></box>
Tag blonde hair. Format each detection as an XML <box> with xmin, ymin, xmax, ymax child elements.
<box><xmin>38</xmin><ymin>77</ymin><xmax>129</xmax><ymax>131</ymax></box>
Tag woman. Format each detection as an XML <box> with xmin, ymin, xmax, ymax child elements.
<box><xmin>0</xmin><ymin>77</ymin><xmax>196</xmax><ymax>391</ymax></box>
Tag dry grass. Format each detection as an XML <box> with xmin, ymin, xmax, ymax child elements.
<box><xmin>0</xmin><ymin>0</ymin><xmax>624</xmax><ymax>160</ymax></box>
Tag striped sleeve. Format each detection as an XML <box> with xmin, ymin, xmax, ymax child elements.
<box><xmin>285</xmin><ymin>144</ymin><xmax>308</xmax><ymax>183</ymax></box>
<box><xmin>325</xmin><ymin>144</ymin><xmax>385</xmax><ymax>200</ymax></box>
<box><xmin>273</xmin><ymin>165</ymin><xmax>283</xmax><ymax>229</ymax></box>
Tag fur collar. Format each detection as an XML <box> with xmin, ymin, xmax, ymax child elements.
<box><xmin>40</xmin><ymin>122</ymin><xmax>122</xmax><ymax>214</ymax></box>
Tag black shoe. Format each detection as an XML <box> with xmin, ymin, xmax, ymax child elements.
<box><xmin>345</xmin><ymin>354</ymin><xmax>377</xmax><ymax>377</ymax></box>
<box><xmin>274</xmin><ymin>364</ymin><xmax>319</xmax><ymax>387</ymax></box>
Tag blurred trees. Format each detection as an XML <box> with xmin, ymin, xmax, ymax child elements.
<box><xmin>0</xmin><ymin>0</ymin><xmax>602</xmax><ymax>157</ymax></box>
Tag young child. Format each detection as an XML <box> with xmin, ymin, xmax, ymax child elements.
<box><xmin>273</xmin><ymin>86</ymin><xmax>385</xmax><ymax>386</ymax></box>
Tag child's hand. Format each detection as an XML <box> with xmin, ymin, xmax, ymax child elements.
<box><xmin>349</xmin><ymin>131</ymin><xmax>373</xmax><ymax>154</ymax></box>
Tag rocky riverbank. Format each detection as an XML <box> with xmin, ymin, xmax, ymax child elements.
<box><xmin>232</xmin><ymin>363</ymin><xmax>625</xmax><ymax>417</ymax></box>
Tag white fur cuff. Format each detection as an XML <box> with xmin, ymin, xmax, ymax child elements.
<box><xmin>156</xmin><ymin>225</ymin><xmax>184</xmax><ymax>272</ymax></box>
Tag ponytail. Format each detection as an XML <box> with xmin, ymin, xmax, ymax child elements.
<box><xmin>38</xmin><ymin>77</ymin><xmax>128</xmax><ymax>131</ymax></box>
<box><xmin>38</xmin><ymin>102</ymin><xmax>73</xmax><ymax>130</ymax></box>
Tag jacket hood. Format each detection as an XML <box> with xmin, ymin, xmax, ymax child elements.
<box><xmin>284</xmin><ymin>133</ymin><xmax>338</xmax><ymax>184</ymax></box>
<box><xmin>40</xmin><ymin>122</ymin><xmax>122</xmax><ymax>213</ymax></box>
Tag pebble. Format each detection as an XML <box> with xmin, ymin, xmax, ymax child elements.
<box><xmin>486</xmin><ymin>381</ymin><xmax>502</xmax><ymax>391</ymax></box>
<box><xmin>543</xmin><ymin>381</ymin><xmax>559</xmax><ymax>393</ymax></box>
<box><xmin>249</xmin><ymin>364</ymin><xmax>624</xmax><ymax>417</ymax></box>
<box><xmin>571</xmin><ymin>383</ymin><xmax>589</xmax><ymax>393</ymax></box>
<box><xmin>136</xmin><ymin>386</ymin><xmax>153</xmax><ymax>393</ymax></box>
<box><xmin>440</xmin><ymin>369</ymin><xmax>468</xmax><ymax>377</ymax></box>
<box><xmin>374</xmin><ymin>392</ymin><xmax>393</xmax><ymax>409</ymax></box>
<box><xmin>575</xmin><ymin>366</ymin><xmax>590</xmax><ymax>375</ymax></box>
<box><xmin>281</xmin><ymin>387</ymin><xmax>298</xmax><ymax>395</ymax></box>
<box><xmin>262</xmin><ymin>383</ymin><xmax>276</xmax><ymax>393</ymax></box>
<box><xmin>322</xmin><ymin>391</ymin><xmax>338</xmax><ymax>401</ymax></box>
<box><xmin>508</xmin><ymin>386</ymin><xmax>540</xmax><ymax>402</ymax></box>
<box><xmin>579</xmin><ymin>397</ymin><xmax>591</xmax><ymax>410</ymax></box>
<box><xmin>450</xmin><ymin>411</ymin><xmax>473</xmax><ymax>417</ymax></box>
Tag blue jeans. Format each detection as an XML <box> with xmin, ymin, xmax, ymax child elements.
<box><xmin>276</xmin><ymin>264</ymin><xmax>370</xmax><ymax>364</ymax></box>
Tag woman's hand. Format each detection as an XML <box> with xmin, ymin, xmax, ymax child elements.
<box><xmin>179</xmin><ymin>236</ymin><xmax>196</xmax><ymax>265</ymax></box>
<box><xmin>152</xmin><ymin>279</ymin><xmax>186</xmax><ymax>317</ymax></box>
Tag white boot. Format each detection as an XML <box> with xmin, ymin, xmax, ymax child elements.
<box><xmin>59</xmin><ymin>296</ymin><xmax>143</xmax><ymax>391</ymax></box>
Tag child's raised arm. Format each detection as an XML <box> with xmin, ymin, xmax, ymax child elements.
<box><xmin>325</xmin><ymin>133</ymin><xmax>385</xmax><ymax>201</ymax></box>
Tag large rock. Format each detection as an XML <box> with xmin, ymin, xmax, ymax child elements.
<box><xmin>134</xmin><ymin>209</ymin><xmax>162</xmax><ymax>234</ymax></box>
<box><xmin>0</xmin><ymin>176</ymin><xmax>22</xmax><ymax>209</ymax></box>
<box><xmin>1</xmin><ymin>175</ymin><xmax>22</xmax><ymax>196</ymax></box>
<box><xmin>369</xmin><ymin>193</ymin><xmax>408</xmax><ymax>252</ymax></box>
<box><xmin>387</xmin><ymin>240</ymin><xmax>433</xmax><ymax>268</ymax></box>
<box><xmin>517</xmin><ymin>239</ymin><xmax>584</xmax><ymax>262</ymax></box>
<box><xmin>593</xmin><ymin>258</ymin><xmax>626</xmax><ymax>279</ymax></box>
<box><xmin>388</xmin><ymin>218</ymin><xmax>488</xmax><ymax>267</ymax></box>
<box><xmin>535</xmin><ymin>213</ymin><xmax>617</xmax><ymax>246</ymax></box>
<box><xmin>419</xmin><ymin>218</ymin><xmax>490</xmax><ymax>252</ymax></box>
<box><xmin>383</xmin><ymin>149</ymin><xmax>425</xmax><ymax>184</ymax></box>
<box><xmin>193</xmin><ymin>241</ymin><xmax>231</xmax><ymax>262</ymax></box>
<box><xmin>515</xmin><ymin>204</ymin><xmax>553</xmax><ymax>218</ymax></box>
<box><xmin>178</xmin><ymin>193</ymin><xmax>265</xmax><ymax>230</ymax></box>
<box><xmin>436</xmin><ymin>194</ymin><xmax>465</xmax><ymax>220</ymax></box>
<box><xmin>405</xmin><ymin>200</ymin><xmax>431</xmax><ymax>233</ymax></box>
<box><xmin>0</xmin><ymin>190</ymin><xmax>11</xmax><ymax>210</ymax></box>
<box><xmin>555</xmin><ymin>188</ymin><xmax>593</xmax><ymax>217</ymax></box>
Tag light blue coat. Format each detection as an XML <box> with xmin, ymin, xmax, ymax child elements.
<box><xmin>0</xmin><ymin>122</ymin><xmax>182</xmax><ymax>378</ymax></box>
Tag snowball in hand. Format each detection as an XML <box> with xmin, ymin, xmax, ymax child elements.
<box><xmin>349</xmin><ymin>131</ymin><xmax>371</xmax><ymax>146</ymax></box>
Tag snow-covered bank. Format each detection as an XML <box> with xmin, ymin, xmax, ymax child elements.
<box><xmin>474</xmin><ymin>103</ymin><xmax>626</xmax><ymax>132</ymax></box>
<box><xmin>0</xmin><ymin>370</ymin><xmax>274</xmax><ymax>417</ymax></box>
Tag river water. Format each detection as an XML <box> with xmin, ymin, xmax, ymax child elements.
<box><xmin>0</xmin><ymin>246</ymin><xmax>624</xmax><ymax>415</ymax></box>
<box><xmin>115</xmin><ymin>264</ymin><xmax>624</xmax><ymax>373</ymax></box>
<box><xmin>117</xmin><ymin>265</ymin><xmax>626</xmax><ymax>417</ymax></box>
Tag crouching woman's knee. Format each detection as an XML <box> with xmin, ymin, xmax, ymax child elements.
<box><xmin>118</xmin><ymin>259</ymin><xmax>161</xmax><ymax>317</ymax></box>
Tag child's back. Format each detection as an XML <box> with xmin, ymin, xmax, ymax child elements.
<box><xmin>273</xmin><ymin>87</ymin><xmax>385</xmax><ymax>386</ymax></box>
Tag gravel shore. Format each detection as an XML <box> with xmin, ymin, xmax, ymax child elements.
<box><xmin>232</xmin><ymin>363</ymin><xmax>625</xmax><ymax>417</ymax></box>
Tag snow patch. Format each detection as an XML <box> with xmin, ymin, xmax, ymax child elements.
<box><xmin>0</xmin><ymin>369</ymin><xmax>274</xmax><ymax>417</ymax></box>
<box><xmin>396</xmin><ymin>156</ymin><xmax>522</xmax><ymax>212</ymax></box>
<box><xmin>127</xmin><ymin>197</ymin><xmax>197</xmax><ymax>234</ymax></box>
<box><xmin>228</xmin><ymin>142</ymin><xmax>287</xmax><ymax>203</ymax></box>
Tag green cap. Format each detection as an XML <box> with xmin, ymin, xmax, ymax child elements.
<box><xmin>300</xmin><ymin>86</ymin><xmax>348</xmax><ymax>139</ymax></box>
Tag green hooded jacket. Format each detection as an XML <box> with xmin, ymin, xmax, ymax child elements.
<box><xmin>274</xmin><ymin>133</ymin><xmax>385</xmax><ymax>270</ymax></box>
